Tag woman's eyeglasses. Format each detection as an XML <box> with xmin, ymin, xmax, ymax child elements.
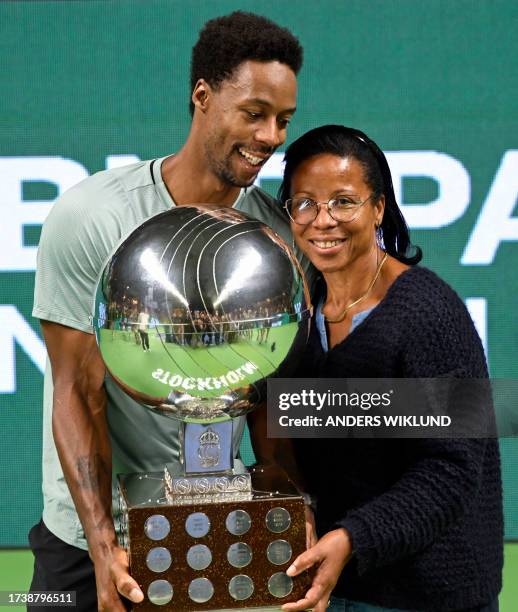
<box><xmin>284</xmin><ymin>193</ymin><xmax>374</xmax><ymax>225</ymax></box>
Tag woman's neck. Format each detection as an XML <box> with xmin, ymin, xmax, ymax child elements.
<box><xmin>322</xmin><ymin>247</ymin><xmax>384</xmax><ymax>310</ymax></box>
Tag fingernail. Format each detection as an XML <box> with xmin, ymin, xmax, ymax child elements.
<box><xmin>129</xmin><ymin>588</ymin><xmax>144</xmax><ymax>602</ymax></box>
<box><xmin>286</xmin><ymin>564</ymin><xmax>296</xmax><ymax>576</ymax></box>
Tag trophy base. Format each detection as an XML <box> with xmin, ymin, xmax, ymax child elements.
<box><xmin>164</xmin><ymin>463</ymin><xmax>252</xmax><ymax>504</ymax></box>
<box><xmin>118</xmin><ymin>465</ymin><xmax>312</xmax><ymax>611</ymax></box>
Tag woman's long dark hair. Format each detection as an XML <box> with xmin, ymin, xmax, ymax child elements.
<box><xmin>278</xmin><ymin>125</ymin><xmax>422</xmax><ymax>265</ymax></box>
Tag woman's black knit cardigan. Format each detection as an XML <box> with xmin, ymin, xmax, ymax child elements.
<box><xmin>293</xmin><ymin>266</ymin><xmax>503</xmax><ymax>611</ymax></box>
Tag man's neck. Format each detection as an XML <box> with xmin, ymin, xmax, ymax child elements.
<box><xmin>160</xmin><ymin>144</ymin><xmax>243</xmax><ymax>207</ymax></box>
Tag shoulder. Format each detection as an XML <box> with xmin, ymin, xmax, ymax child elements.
<box><xmin>47</xmin><ymin>159</ymin><xmax>154</xmax><ymax>220</ymax></box>
<box><xmin>385</xmin><ymin>267</ymin><xmax>487</xmax><ymax>376</ymax></box>
<box><xmin>39</xmin><ymin>158</ymin><xmax>162</xmax><ymax>258</ymax></box>
<box><xmin>242</xmin><ymin>185</ymin><xmax>278</xmax><ymax>207</ymax></box>
<box><xmin>385</xmin><ymin>266</ymin><xmax>467</xmax><ymax>318</ymax></box>
<box><xmin>33</xmin><ymin>160</ymin><xmax>159</xmax><ymax>331</ymax></box>
<box><xmin>237</xmin><ymin>186</ymin><xmax>285</xmax><ymax>225</ymax></box>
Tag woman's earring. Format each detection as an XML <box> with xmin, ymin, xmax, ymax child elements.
<box><xmin>375</xmin><ymin>224</ymin><xmax>385</xmax><ymax>250</ymax></box>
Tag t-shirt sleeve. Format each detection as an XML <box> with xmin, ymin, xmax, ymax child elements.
<box><xmin>32</xmin><ymin>182</ymin><xmax>116</xmax><ymax>334</ymax></box>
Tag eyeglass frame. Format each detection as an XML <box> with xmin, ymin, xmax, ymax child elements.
<box><xmin>284</xmin><ymin>193</ymin><xmax>376</xmax><ymax>225</ymax></box>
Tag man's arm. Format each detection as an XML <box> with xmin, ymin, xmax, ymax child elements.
<box><xmin>41</xmin><ymin>320</ymin><xmax>144</xmax><ymax>611</ymax></box>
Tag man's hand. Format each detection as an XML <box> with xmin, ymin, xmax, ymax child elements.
<box><xmin>281</xmin><ymin>528</ymin><xmax>352</xmax><ymax>612</ymax></box>
<box><xmin>92</xmin><ymin>545</ymin><xmax>144</xmax><ymax>611</ymax></box>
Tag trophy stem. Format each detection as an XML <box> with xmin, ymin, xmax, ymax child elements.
<box><xmin>165</xmin><ymin>418</ymin><xmax>253</xmax><ymax>503</ymax></box>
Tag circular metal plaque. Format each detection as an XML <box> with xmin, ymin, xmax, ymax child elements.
<box><xmin>147</xmin><ymin>579</ymin><xmax>173</xmax><ymax>606</ymax></box>
<box><xmin>185</xmin><ymin>512</ymin><xmax>210</xmax><ymax>538</ymax></box>
<box><xmin>227</xmin><ymin>542</ymin><xmax>253</xmax><ymax>568</ymax></box>
<box><xmin>188</xmin><ymin>577</ymin><xmax>214</xmax><ymax>604</ymax></box>
<box><xmin>144</xmin><ymin>515</ymin><xmax>170</xmax><ymax>541</ymax></box>
<box><xmin>267</xmin><ymin>540</ymin><xmax>292</xmax><ymax>565</ymax></box>
<box><xmin>268</xmin><ymin>572</ymin><xmax>293</xmax><ymax>598</ymax></box>
<box><xmin>187</xmin><ymin>544</ymin><xmax>212</xmax><ymax>570</ymax></box>
<box><xmin>146</xmin><ymin>547</ymin><xmax>172</xmax><ymax>572</ymax></box>
<box><xmin>228</xmin><ymin>574</ymin><xmax>254</xmax><ymax>601</ymax></box>
<box><xmin>225</xmin><ymin>509</ymin><xmax>252</xmax><ymax>536</ymax></box>
<box><xmin>265</xmin><ymin>507</ymin><xmax>291</xmax><ymax>534</ymax></box>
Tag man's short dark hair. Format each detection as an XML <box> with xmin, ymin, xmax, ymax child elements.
<box><xmin>189</xmin><ymin>11</ymin><xmax>303</xmax><ymax>116</ymax></box>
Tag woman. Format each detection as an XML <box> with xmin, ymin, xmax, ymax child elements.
<box><xmin>278</xmin><ymin>126</ymin><xmax>503</xmax><ymax>612</ymax></box>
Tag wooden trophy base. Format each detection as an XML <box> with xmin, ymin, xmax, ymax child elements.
<box><xmin>118</xmin><ymin>465</ymin><xmax>312</xmax><ymax>611</ymax></box>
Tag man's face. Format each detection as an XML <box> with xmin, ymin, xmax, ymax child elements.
<box><xmin>200</xmin><ymin>60</ymin><xmax>297</xmax><ymax>188</ymax></box>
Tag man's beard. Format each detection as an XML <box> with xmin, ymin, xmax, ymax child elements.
<box><xmin>205</xmin><ymin>141</ymin><xmax>257</xmax><ymax>188</ymax></box>
<box><xmin>215</xmin><ymin>159</ymin><xmax>255</xmax><ymax>188</ymax></box>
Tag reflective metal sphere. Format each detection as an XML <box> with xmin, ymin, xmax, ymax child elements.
<box><xmin>94</xmin><ymin>205</ymin><xmax>311</xmax><ymax>420</ymax></box>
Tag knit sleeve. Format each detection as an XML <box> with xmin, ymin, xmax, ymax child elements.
<box><xmin>336</xmin><ymin>436</ymin><xmax>487</xmax><ymax>574</ymax></box>
<box><xmin>336</xmin><ymin>272</ymin><xmax>491</xmax><ymax>573</ymax></box>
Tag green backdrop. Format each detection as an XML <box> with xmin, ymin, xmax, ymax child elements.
<box><xmin>1</xmin><ymin>0</ymin><xmax>517</xmax><ymax>546</ymax></box>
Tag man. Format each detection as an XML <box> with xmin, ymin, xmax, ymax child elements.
<box><xmin>30</xmin><ymin>11</ymin><xmax>310</xmax><ymax>612</ymax></box>
<box><xmin>137</xmin><ymin>307</ymin><xmax>150</xmax><ymax>352</ymax></box>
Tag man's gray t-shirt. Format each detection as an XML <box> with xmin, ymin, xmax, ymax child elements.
<box><xmin>33</xmin><ymin>157</ymin><xmax>314</xmax><ymax>550</ymax></box>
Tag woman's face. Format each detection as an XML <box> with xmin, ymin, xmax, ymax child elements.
<box><xmin>289</xmin><ymin>153</ymin><xmax>384</xmax><ymax>274</ymax></box>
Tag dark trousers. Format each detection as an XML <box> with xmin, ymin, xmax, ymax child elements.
<box><xmin>28</xmin><ymin>519</ymin><xmax>97</xmax><ymax>612</ymax></box>
<box><xmin>139</xmin><ymin>330</ymin><xmax>149</xmax><ymax>350</ymax></box>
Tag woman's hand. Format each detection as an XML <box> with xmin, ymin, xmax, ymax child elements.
<box><xmin>281</xmin><ymin>528</ymin><xmax>353</xmax><ymax>612</ymax></box>
<box><xmin>304</xmin><ymin>505</ymin><xmax>318</xmax><ymax>549</ymax></box>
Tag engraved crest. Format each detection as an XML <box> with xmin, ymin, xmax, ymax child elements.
<box><xmin>194</xmin><ymin>477</ymin><xmax>211</xmax><ymax>494</ymax></box>
<box><xmin>231</xmin><ymin>474</ymin><xmax>250</xmax><ymax>491</ymax></box>
<box><xmin>173</xmin><ymin>478</ymin><xmax>192</xmax><ymax>495</ymax></box>
<box><xmin>215</xmin><ymin>476</ymin><xmax>230</xmax><ymax>492</ymax></box>
<box><xmin>197</xmin><ymin>427</ymin><xmax>221</xmax><ymax>468</ymax></box>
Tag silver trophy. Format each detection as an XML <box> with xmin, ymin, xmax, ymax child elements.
<box><xmin>94</xmin><ymin>205</ymin><xmax>312</xmax><ymax>610</ymax></box>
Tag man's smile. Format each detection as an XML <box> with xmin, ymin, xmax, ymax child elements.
<box><xmin>237</xmin><ymin>147</ymin><xmax>270</xmax><ymax>166</ymax></box>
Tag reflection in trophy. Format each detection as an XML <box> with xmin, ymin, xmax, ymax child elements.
<box><xmin>94</xmin><ymin>206</ymin><xmax>312</xmax><ymax>610</ymax></box>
